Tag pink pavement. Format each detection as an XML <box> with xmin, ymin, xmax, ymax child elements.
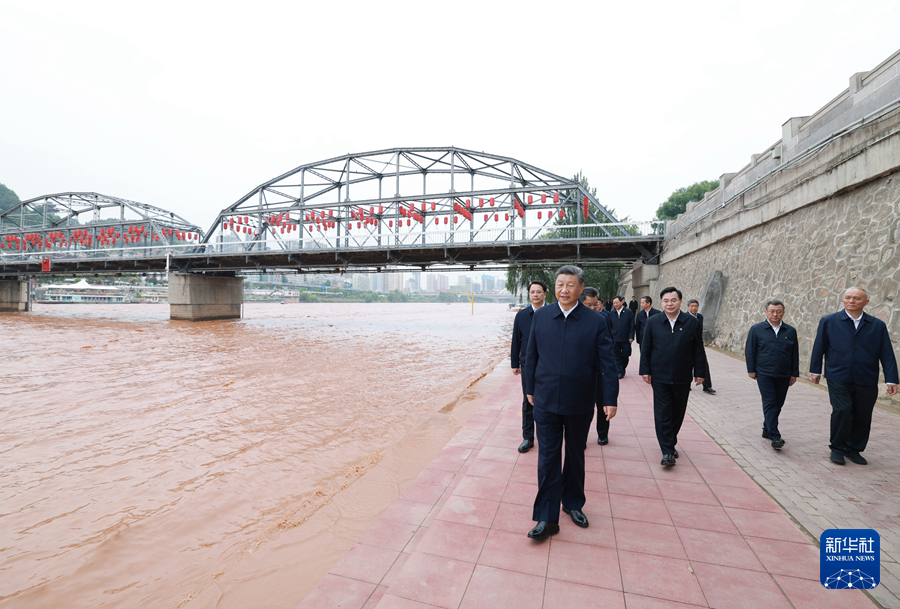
<box><xmin>297</xmin><ymin>364</ymin><xmax>875</xmax><ymax>609</ymax></box>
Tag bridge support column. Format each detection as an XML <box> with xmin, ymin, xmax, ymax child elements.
<box><xmin>631</xmin><ymin>261</ymin><xmax>659</xmax><ymax>303</ymax></box>
<box><xmin>168</xmin><ymin>273</ymin><xmax>242</xmax><ymax>321</ymax></box>
<box><xmin>0</xmin><ymin>280</ymin><xmax>31</xmax><ymax>312</ymax></box>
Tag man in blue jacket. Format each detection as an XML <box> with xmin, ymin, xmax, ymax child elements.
<box><xmin>811</xmin><ymin>287</ymin><xmax>898</xmax><ymax>465</ymax></box>
<box><xmin>745</xmin><ymin>300</ymin><xmax>800</xmax><ymax>450</ymax></box>
<box><xmin>510</xmin><ymin>280</ymin><xmax>549</xmax><ymax>453</ymax></box>
<box><xmin>610</xmin><ymin>295</ymin><xmax>635</xmax><ymax>378</ymax></box>
<box><xmin>634</xmin><ymin>296</ymin><xmax>660</xmax><ymax>347</ymax></box>
<box><xmin>523</xmin><ymin>266</ymin><xmax>619</xmax><ymax>539</ymax></box>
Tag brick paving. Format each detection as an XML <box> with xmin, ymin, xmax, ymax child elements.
<box><xmin>297</xmin><ymin>357</ymin><xmax>883</xmax><ymax>608</ymax></box>
<box><xmin>689</xmin><ymin>347</ymin><xmax>900</xmax><ymax>608</ymax></box>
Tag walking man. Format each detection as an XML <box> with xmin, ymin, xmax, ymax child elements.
<box><xmin>580</xmin><ymin>287</ymin><xmax>616</xmax><ymax>445</ymax></box>
<box><xmin>640</xmin><ymin>287</ymin><xmax>706</xmax><ymax>466</ymax></box>
<box><xmin>745</xmin><ymin>300</ymin><xmax>799</xmax><ymax>450</ymax></box>
<box><xmin>524</xmin><ymin>266</ymin><xmax>618</xmax><ymax>538</ymax></box>
<box><xmin>629</xmin><ymin>296</ymin><xmax>639</xmax><ymax>313</ymax></box>
<box><xmin>610</xmin><ymin>296</ymin><xmax>635</xmax><ymax>379</ymax></box>
<box><xmin>810</xmin><ymin>287</ymin><xmax>898</xmax><ymax>465</ymax></box>
<box><xmin>634</xmin><ymin>296</ymin><xmax>660</xmax><ymax>347</ymax></box>
<box><xmin>687</xmin><ymin>299</ymin><xmax>716</xmax><ymax>394</ymax></box>
<box><xmin>511</xmin><ymin>280</ymin><xmax>548</xmax><ymax>453</ymax></box>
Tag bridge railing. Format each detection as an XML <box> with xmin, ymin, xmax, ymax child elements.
<box><xmin>0</xmin><ymin>222</ymin><xmax>664</xmax><ymax>263</ymax></box>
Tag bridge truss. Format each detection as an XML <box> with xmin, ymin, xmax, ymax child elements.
<box><xmin>0</xmin><ymin>150</ymin><xmax>662</xmax><ymax>277</ymax></box>
<box><xmin>0</xmin><ymin>192</ymin><xmax>204</xmax><ymax>258</ymax></box>
<box><xmin>202</xmin><ymin>147</ymin><xmax>662</xmax><ymax>271</ymax></box>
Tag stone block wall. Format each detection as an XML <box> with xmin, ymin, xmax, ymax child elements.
<box><xmin>658</xmin><ymin>170</ymin><xmax>900</xmax><ymax>402</ymax></box>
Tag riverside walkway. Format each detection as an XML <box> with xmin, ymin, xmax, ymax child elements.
<box><xmin>297</xmin><ymin>347</ymin><xmax>897</xmax><ymax>608</ymax></box>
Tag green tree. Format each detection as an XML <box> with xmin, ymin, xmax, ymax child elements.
<box><xmin>506</xmin><ymin>172</ymin><xmax>627</xmax><ymax>300</ymax></box>
<box><xmin>436</xmin><ymin>291</ymin><xmax>454</xmax><ymax>303</ymax></box>
<box><xmin>386</xmin><ymin>290</ymin><xmax>409</xmax><ymax>303</ymax></box>
<box><xmin>0</xmin><ymin>183</ymin><xmax>20</xmax><ymax>214</ymax></box>
<box><xmin>655</xmin><ymin>180</ymin><xmax>719</xmax><ymax>220</ymax></box>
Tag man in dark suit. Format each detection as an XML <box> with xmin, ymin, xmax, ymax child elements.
<box><xmin>580</xmin><ymin>287</ymin><xmax>616</xmax><ymax>445</ymax></box>
<box><xmin>634</xmin><ymin>296</ymin><xmax>660</xmax><ymax>347</ymax></box>
<box><xmin>810</xmin><ymin>287</ymin><xmax>898</xmax><ymax>465</ymax></box>
<box><xmin>687</xmin><ymin>299</ymin><xmax>716</xmax><ymax>395</ymax></box>
<box><xmin>510</xmin><ymin>280</ymin><xmax>548</xmax><ymax>453</ymax></box>
<box><xmin>745</xmin><ymin>300</ymin><xmax>800</xmax><ymax>450</ymax></box>
<box><xmin>610</xmin><ymin>295</ymin><xmax>635</xmax><ymax>379</ymax></box>
<box><xmin>604</xmin><ymin>298</ymin><xmax>613</xmax><ymax>311</ymax></box>
<box><xmin>524</xmin><ymin>266</ymin><xmax>619</xmax><ymax>539</ymax></box>
<box><xmin>629</xmin><ymin>296</ymin><xmax>639</xmax><ymax>313</ymax></box>
<box><xmin>639</xmin><ymin>287</ymin><xmax>706</xmax><ymax>466</ymax></box>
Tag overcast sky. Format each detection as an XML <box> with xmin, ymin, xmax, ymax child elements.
<box><xmin>2</xmin><ymin>0</ymin><xmax>899</xmax><ymax>232</ymax></box>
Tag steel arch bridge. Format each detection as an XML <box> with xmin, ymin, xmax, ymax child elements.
<box><xmin>202</xmin><ymin>147</ymin><xmax>662</xmax><ymax>272</ymax></box>
<box><xmin>0</xmin><ymin>149</ymin><xmax>662</xmax><ymax>277</ymax></box>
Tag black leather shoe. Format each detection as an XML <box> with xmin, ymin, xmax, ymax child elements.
<box><xmin>597</xmin><ymin>437</ymin><xmax>609</xmax><ymax>445</ymax></box>
<box><xmin>829</xmin><ymin>450</ymin><xmax>845</xmax><ymax>465</ymax></box>
<box><xmin>661</xmin><ymin>454</ymin><xmax>676</xmax><ymax>466</ymax></box>
<box><xmin>617</xmin><ymin>374</ymin><xmax>625</xmax><ymax>379</ymax></box>
<box><xmin>703</xmin><ymin>388</ymin><xmax>716</xmax><ymax>394</ymax></box>
<box><xmin>518</xmin><ymin>439</ymin><xmax>534</xmax><ymax>453</ymax></box>
<box><xmin>562</xmin><ymin>507</ymin><xmax>589</xmax><ymax>528</ymax></box>
<box><xmin>673</xmin><ymin>450</ymin><xmax>679</xmax><ymax>458</ymax></box>
<box><xmin>771</xmin><ymin>437</ymin><xmax>785</xmax><ymax>450</ymax></box>
<box><xmin>846</xmin><ymin>452</ymin><xmax>868</xmax><ymax>465</ymax></box>
<box><xmin>761</xmin><ymin>428</ymin><xmax>770</xmax><ymax>439</ymax></box>
<box><xmin>527</xmin><ymin>521</ymin><xmax>559</xmax><ymax>539</ymax></box>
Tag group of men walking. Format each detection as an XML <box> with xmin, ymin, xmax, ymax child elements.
<box><xmin>510</xmin><ymin>267</ymin><xmax>898</xmax><ymax>539</ymax></box>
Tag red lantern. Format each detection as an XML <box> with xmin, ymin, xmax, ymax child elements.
<box><xmin>554</xmin><ymin>193</ymin><xmax>560</xmax><ymax>203</ymax></box>
<box><xmin>528</xmin><ymin>195</ymin><xmax>533</xmax><ymax>204</ymax></box>
<box><xmin>489</xmin><ymin>198</ymin><xmax>494</xmax><ymax>207</ymax></box>
<box><xmin>389</xmin><ymin>220</ymin><xmax>393</xmax><ymax>227</ymax></box>
<box><xmin>505</xmin><ymin>213</ymin><xmax>509</xmax><ymax>220</ymax></box>
<box><xmin>538</xmin><ymin>211</ymin><xmax>542</xmax><ymax>219</ymax></box>
<box><xmin>559</xmin><ymin>209</ymin><xmax>565</xmax><ymax>218</ymax></box>
<box><xmin>444</xmin><ymin>217</ymin><xmax>448</xmax><ymax>224</ymax></box>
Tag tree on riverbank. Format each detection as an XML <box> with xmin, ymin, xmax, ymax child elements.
<box><xmin>505</xmin><ymin>172</ymin><xmax>627</xmax><ymax>301</ymax></box>
<box><xmin>0</xmin><ymin>183</ymin><xmax>20</xmax><ymax>214</ymax></box>
<box><xmin>655</xmin><ymin>180</ymin><xmax>719</xmax><ymax>220</ymax></box>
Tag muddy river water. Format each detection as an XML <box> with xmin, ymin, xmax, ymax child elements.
<box><xmin>0</xmin><ymin>302</ymin><xmax>512</xmax><ymax>608</ymax></box>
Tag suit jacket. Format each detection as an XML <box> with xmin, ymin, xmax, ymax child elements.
<box><xmin>745</xmin><ymin>321</ymin><xmax>800</xmax><ymax>378</ymax></box>
<box><xmin>634</xmin><ymin>307</ymin><xmax>661</xmax><ymax>344</ymax></box>
<box><xmin>628</xmin><ymin>300</ymin><xmax>638</xmax><ymax>313</ymax></box>
<box><xmin>524</xmin><ymin>302</ymin><xmax>619</xmax><ymax>415</ymax></box>
<box><xmin>639</xmin><ymin>311</ymin><xmax>707</xmax><ymax>384</ymax></box>
<box><xmin>510</xmin><ymin>305</ymin><xmax>537</xmax><ymax>369</ymax></box>
<box><xmin>810</xmin><ymin>310</ymin><xmax>899</xmax><ymax>385</ymax></box>
<box><xmin>609</xmin><ymin>307</ymin><xmax>635</xmax><ymax>343</ymax></box>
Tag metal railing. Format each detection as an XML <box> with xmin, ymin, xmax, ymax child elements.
<box><xmin>0</xmin><ymin>222</ymin><xmax>663</xmax><ymax>264</ymax></box>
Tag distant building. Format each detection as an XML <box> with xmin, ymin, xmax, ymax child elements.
<box><xmin>384</xmin><ymin>273</ymin><xmax>402</xmax><ymax>292</ymax></box>
<box><xmin>482</xmin><ymin>274</ymin><xmax>496</xmax><ymax>292</ymax></box>
<box><xmin>351</xmin><ymin>274</ymin><xmax>370</xmax><ymax>291</ymax></box>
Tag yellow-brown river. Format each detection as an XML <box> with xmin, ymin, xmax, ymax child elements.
<box><xmin>0</xmin><ymin>302</ymin><xmax>512</xmax><ymax>608</ymax></box>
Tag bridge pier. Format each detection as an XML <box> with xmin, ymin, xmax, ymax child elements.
<box><xmin>168</xmin><ymin>273</ymin><xmax>242</xmax><ymax>321</ymax></box>
<box><xmin>0</xmin><ymin>279</ymin><xmax>31</xmax><ymax>312</ymax></box>
<box><xmin>629</xmin><ymin>261</ymin><xmax>659</xmax><ymax>302</ymax></box>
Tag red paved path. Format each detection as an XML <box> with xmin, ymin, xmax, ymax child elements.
<box><xmin>297</xmin><ymin>359</ymin><xmax>876</xmax><ymax>608</ymax></box>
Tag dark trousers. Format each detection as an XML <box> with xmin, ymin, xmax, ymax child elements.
<box><xmin>702</xmin><ymin>364</ymin><xmax>712</xmax><ymax>390</ymax></box>
<box><xmin>613</xmin><ymin>342</ymin><xmax>631</xmax><ymax>376</ymax></box>
<box><xmin>520</xmin><ymin>374</ymin><xmax>534</xmax><ymax>440</ymax></box>
<box><xmin>652</xmin><ymin>382</ymin><xmax>691</xmax><ymax>455</ymax></box>
<box><xmin>757</xmin><ymin>375</ymin><xmax>790</xmax><ymax>437</ymax></box>
<box><xmin>595</xmin><ymin>375</ymin><xmax>609</xmax><ymax>439</ymax></box>
<box><xmin>532</xmin><ymin>407</ymin><xmax>593</xmax><ymax>523</ymax></box>
<box><xmin>827</xmin><ymin>380</ymin><xmax>879</xmax><ymax>454</ymax></box>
